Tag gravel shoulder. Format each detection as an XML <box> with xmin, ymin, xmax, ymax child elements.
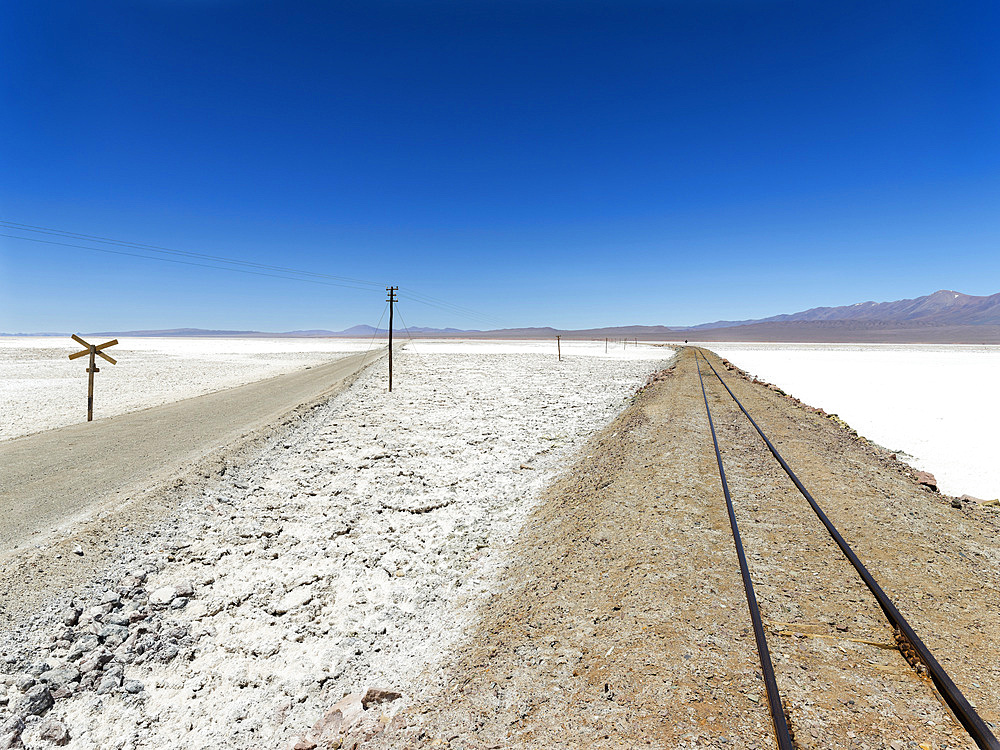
<box><xmin>352</xmin><ymin>347</ymin><xmax>1000</xmax><ymax>750</ymax></box>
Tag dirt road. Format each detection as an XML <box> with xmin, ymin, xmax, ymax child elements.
<box><xmin>0</xmin><ymin>349</ymin><xmax>380</xmax><ymax>625</ymax></box>
<box><xmin>342</xmin><ymin>347</ymin><xmax>1000</xmax><ymax>750</ymax></box>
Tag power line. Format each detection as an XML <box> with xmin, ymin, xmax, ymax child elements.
<box><xmin>395</xmin><ymin>302</ymin><xmax>419</xmax><ymax>353</ymax></box>
<box><xmin>397</xmin><ymin>287</ymin><xmax>505</xmax><ymax>327</ymax></box>
<box><xmin>1</xmin><ymin>219</ymin><xmax>508</xmax><ymax>327</ymax></box>
<box><xmin>361</xmin><ymin>302</ymin><xmax>390</xmax><ymax>367</ymax></box>
<box><xmin>0</xmin><ymin>220</ymin><xmax>383</xmax><ymax>289</ymax></box>
<box><xmin>0</xmin><ymin>233</ymin><xmax>376</xmax><ymax>292</ymax></box>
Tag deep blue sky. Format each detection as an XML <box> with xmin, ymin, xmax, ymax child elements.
<box><xmin>2</xmin><ymin>0</ymin><xmax>997</xmax><ymax>331</ymax></box>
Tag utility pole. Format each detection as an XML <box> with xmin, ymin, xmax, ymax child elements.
<box><xmin>386</xmin><ymin>286</ymin><xmax>397</xmax><ymax>391</ymax></box>
<box><xmin>557</xmin><ymin>335</ymin><xmax>562</xmax><ymax>361</ymax></box>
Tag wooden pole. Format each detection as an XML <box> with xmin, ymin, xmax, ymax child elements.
<box><xmin>605</xmin><ymin>337</ymin><xmax>608</xmax><ymax>353</ymax></box>
<box><xmin>70</xmin><ymin>335</ymin><xmax>117</xmax><ymax>422</ymax></box>
<box><xmin>87</xmin><ymin>346</ymin><xmax>97</xmax><ymax>421</ymax></box>
<box><xmin>386</xmin><ymin>286</ymin><xmax>397</xmax><ymax>391</ymax></box>
<box><xmin>388</xmin><ymin>300</ymin><xmax>393</xmax><ymax>391</ymax></box>
<box><xmin>557</xmin><ymin>335</ymin><xmax>562</xmax><ymax>361</ymax></box>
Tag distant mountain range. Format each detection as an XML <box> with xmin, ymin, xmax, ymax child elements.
<box><xmin>4</xmin><ymin>290</ymin><xmax>1000</xmax><ymax>343</ymax></box>
<box><xmin>691</xmin><ymin>289</ymin><xmax>1000</xmax><ymax>329</ymax></box>
<box><xmin>675</xmin><ymin>289</ymin><xmax>1000</xmax><ymax>343</ymax></box>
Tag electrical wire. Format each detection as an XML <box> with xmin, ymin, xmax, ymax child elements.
<box><xmin>0</xmin><ymin>220</ymin><xmax>382</xmax><ymax>289</ymax></box>
<box><xmin>361</xmin><ymin>303</ymin><xmax>390</xmax><ymax>367</ymax></box>
<box><xmin>397</xmin><ymin>287</ymin><xmax>505</xmax><ymax>328</ymax></box>
<box><xmin>1</xmin><ymin>219</ymin><xmax>508</xmax><ymax>327</ymax></box>
<box><xmin>397</xmin><ymin>294</ymin><xmax>503</xmax><ymax>328</ymax></box>
<box><xmin>395</xmin><ymin>303</ymin><xmax>419</xmax><ymax>353</ymax></box>
<box><xmin>0</xmin><ymin>233</ymin><xmax>378</xmax><ymax>292</ymax></box>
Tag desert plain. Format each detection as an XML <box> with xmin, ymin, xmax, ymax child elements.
<box><xmin>0</xmin><ymin>338</ymin><xmax>998</xmax><ymax>750</ymax></box>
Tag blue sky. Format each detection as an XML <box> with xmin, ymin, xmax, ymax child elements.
<box><xmin>2</xmin><ymin>0</ymin><xmax>998</xmax><ymax>331</ymax></box>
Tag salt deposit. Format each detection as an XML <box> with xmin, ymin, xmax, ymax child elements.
<box><xmin>705</xmin><ymin>343</ymin><xmax>1000</xmax><ymax>500</ymax></box>
<box><xmin>0</xmin><ymin>343</ymin><xmax>671</xmax><ymax>749</ymax></box>
<box><xmin>0</xmin><ymin>337</ymin><xmax>376</xmax><ymax>441</ymax></box>
<box><xmin>409</xmin><ymin>338</ymin><xmax>669</xmax><ymax>359</ymax></box>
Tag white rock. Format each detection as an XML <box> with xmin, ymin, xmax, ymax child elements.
<box><xmin>148</xmin><ymin>586</ymin><xmax>178</xmax><ymax>606</ymax></box>
<box><xmin>271</xmin><ymin>587</ymin><xmax>314</xmax><ymax>615</ymax></box>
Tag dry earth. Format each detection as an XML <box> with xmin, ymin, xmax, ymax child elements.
<box><xmin>0</xmin><ymin>347</ymin><xmax>666</xmax><ymax>749</ymax></box>
<box><xmin>343</xmin><ymin>347</ymin><xmax>1000</xmax><ymax>750</ymax></box>
<box><xmin>2</xmin><ymin>346</ymin><xmax>998</xmax><ymax>750</ymax></box>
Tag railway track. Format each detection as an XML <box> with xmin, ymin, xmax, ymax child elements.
<box><xmin>694</xmin><ymin>348</ymin><xmax>999</xmax><ymax>750</ymax></box>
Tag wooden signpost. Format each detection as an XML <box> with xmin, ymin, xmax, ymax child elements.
<box><xmin>68</xmin><ymin>334</ymin><xmax>118</xmax><ymax>421</ymax></box>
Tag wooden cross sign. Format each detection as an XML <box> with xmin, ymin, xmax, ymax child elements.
<box><xmin>68</xmin><ymin>334</ymin><xmax>118</xmax><ymax>422</ymax></box>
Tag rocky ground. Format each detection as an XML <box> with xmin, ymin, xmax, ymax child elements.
<box><xmin>338</xmin><ymin>348</ymin><xmax>1000</xmax><ymax>750</ymax></box>
<box><xmin>3</xmin><ymin>345</ymin><xmax>998</xmax><ymax>750</ymax></box>
<box><xmin>0</xmin><ymin>347</ymin><xmax>667</xmax><ymax>749</ymax></box>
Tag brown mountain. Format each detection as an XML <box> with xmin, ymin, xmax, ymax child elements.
<box><xmin>691</xmin><ymin>290</ymin><xmax>1000</xmax><ymax>329</ymax></box>
<box><xmin>12</xmin><ymin>290</ymin><xmax>1000</xmax><ymax>344</ymax></box>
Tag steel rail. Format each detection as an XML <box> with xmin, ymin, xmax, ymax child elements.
<box><xmin>695</xmin><ymin>356</ymin><xmax>794</xmax><ymax>750</ymax></box>
<box><xmin>698</xmin><ymin>350</ymin><xmax>1000</xmax><ymax>750</ymax></box>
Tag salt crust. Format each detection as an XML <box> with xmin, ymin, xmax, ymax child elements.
<box><xmin>0</xmin><ymin>337</ymin><xmax>663</xmax><ymax>441</ymax></box>
<box><xmin>33</xmin><ymin>346</ymin><xmax>669</xmax><ymax>749</ymax></box>
<box><xmin>706</xmin><ymin>342</ymin><xmax>1000</xmax><ymax>499</ymax></box>
<box><xmin>0</xmin><ymin>337</ymin><xmax>379</xmax><ymax>441</ymax></box>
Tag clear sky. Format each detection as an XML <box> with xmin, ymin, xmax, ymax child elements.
<box><xmin>2</xmin><ymin>0</ymin><xmax>998</xmax><ymax>332</ymax></box>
